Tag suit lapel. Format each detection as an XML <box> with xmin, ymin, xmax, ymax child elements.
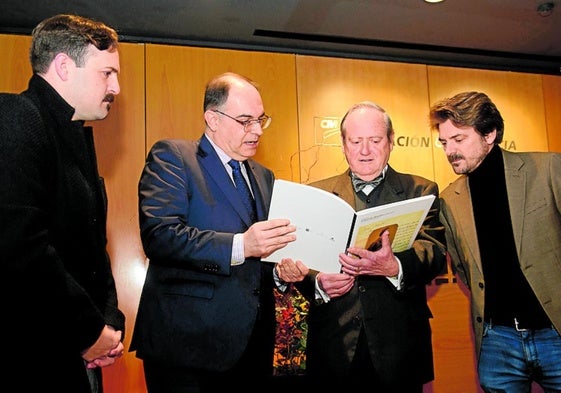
<box><xmin>451</xmin><ymin>177</ymin><xmax>484</xmax><ymax>275</ymax></box>
<box><xmin>244</xmin><ymin>160</ymin><xmax>268</xmax><ymax>221</ymax></box>
<box><xmin>377</xmin><ymin>166</ymin><xmax>405</xmax><ymax>203</ymax></box>
<box><xmin>330</xmin><ymin>170</ymin><xmax>357</xmax><ymax>209</ymax></box>
<box><xmin>197</xmin><ymin>137</ymin><xmax>253</xmax><ymax>226</ymax></box>
<box><xmin>503</xmin><ymin>150</ymin><xmax>525</xmax><ymax>256</ymax></box>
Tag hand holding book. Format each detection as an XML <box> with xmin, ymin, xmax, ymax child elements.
<box><xmin>265</xmin><ymin>179</ymin><xmax>435</xmax><ymax>273</ymax></box>
<box><xmin>365</xmin><ymin>224</ymin><xmax>398</xmax><ymax>251</ymax></box>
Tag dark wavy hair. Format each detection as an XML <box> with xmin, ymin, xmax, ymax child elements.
<box><xmin>30</xmin><ymin>14</ymin><xmax>118</xmax><ymax>74</ymax></box>
<box><xmin>429</xmin><ymin>91</ymin><xmax>504</xmax><ymax>144</ymax></box>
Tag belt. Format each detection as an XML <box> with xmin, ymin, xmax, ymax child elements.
<box><xmin>487</xmin><ymin>317</ymin><xmax>552</xmax><ymax>332</ymax></box>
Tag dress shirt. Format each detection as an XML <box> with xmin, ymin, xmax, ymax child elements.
<box><xmin>205</xmin><ymin>135</ymin><xmax>251</xmax><ymax>265</ymax></box>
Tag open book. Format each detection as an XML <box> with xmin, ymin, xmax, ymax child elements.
<box><xmin>264</xmin><ymin>179</ymin><xmax>435</xmax><ymax>272</ymax></box>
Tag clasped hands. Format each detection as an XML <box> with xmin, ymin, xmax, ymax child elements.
<box><xmin>82</xmin><ymin>325</ymin><xmax>124</xmax><ymax>369</ymax></box>
<box><xmin>277</xmin><ymin>229</ymin><xmax>399</xmax><ymax>299</ymax></box>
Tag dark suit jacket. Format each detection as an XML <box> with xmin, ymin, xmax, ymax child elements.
<box><xmin>297</xmin><ymin>167</ymin><xmax>446</xmax><ymax>389</ymax></box>
<box><xmin>439</xmin><ymin>149</ymin><xmax>561</xmax><ymax>359</ymax></box>
<box><xmin>130</xmin><ymin>136</ymin><xmax>277</xmax><ymax>372</ymax></box>
<box><xmin>0</xmin><ymin>75</ymin><xmax>125</xmax><ymax>392</ymax></box>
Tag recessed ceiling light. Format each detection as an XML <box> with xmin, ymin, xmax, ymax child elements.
<box><xmin>424</xmin><ymin>0</ymin><xmax>445</xmax><ymax>3</ymax></box>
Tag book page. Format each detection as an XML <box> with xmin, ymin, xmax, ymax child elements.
<box><xmin>264</xmin><ymin>179</ymin><xmax>355</xmax><ymax>272</ymax></box>
<box><xmin>348</xmin><ymin>194</ymin><xmax>435</xmax><ymax>252</ymax></box>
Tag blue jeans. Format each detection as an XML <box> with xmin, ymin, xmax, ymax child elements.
<box><xmin>478</xmin><ymin>322</ymin><xmax>561</xmax><ymax>393</ymax></box>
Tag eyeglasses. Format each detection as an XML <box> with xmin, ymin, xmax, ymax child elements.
<box><xmin>213</xmin><ymin>110</ymin><xmax>272</xmax><ymax>132</ymax></box>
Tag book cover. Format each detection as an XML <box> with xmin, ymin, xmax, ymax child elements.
<box><xmin>264</xmin><ymin>179</ymin><xmax>435</xmax><ymax>273</ymax></box>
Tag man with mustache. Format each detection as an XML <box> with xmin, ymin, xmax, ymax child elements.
<box><xmin>0</xmin><ymin>14</ymin><xmax>125</xmax><ymax>392</ymax></box>
<box><xmin>430</xmin><ymin>91</ymin><xmax>561</xmax><ymax>393</ymax></box>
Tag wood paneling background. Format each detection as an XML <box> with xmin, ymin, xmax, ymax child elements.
<box><xmin>2</xmin><ymin>33</ymin><xmax>559</xmax><ymax>393</ymax></box>
<box><xmin>427</xmin><ymin>66</ymin><xmax>550</xmax><ymax>190</ymax></box>
<box><xmin>144</xmin><ymin>44</ymin><xmax>300</xmax><ymax>182</ymax></box>
<box><xmin>295</xmin><ymin>56</ymin><xmax>434</xmax><ymax>184</ymax></box>
<box><xmin>92</xmin><ymin>43</ymin><xmax>148</xmax><ymax>393</ymax></box>
<box><xmin>543</xmin><ymin>75</ymin><xmax>561</xmax><ymax>153</ymax></box>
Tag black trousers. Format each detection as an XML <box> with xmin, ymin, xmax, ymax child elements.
<box><xmin>307</xmin><ymin>327</ymin><xmax>424</xmax><ymax>393</ymax></box>
<box><xmin>144</xmin><ymin>308</ymin><xmax>275</xmax><ymax>393</ymax></box>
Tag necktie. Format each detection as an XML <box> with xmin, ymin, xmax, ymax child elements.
<box><xmin>228</xmin><ymin>160</ymin><xmax>257</xmax><ymax>221</ymax></box>
<box><xmin>352</xmin><ymin>173</ymin><xmax>384</xmax><ymax>195</ymax></box>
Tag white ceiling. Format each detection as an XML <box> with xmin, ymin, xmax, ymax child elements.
<box><xmin>1</xmin><ymin>0</ymin><xmax>560</xmax><ymax>74</ymax></box>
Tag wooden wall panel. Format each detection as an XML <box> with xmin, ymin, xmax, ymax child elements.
<box><xmin>427</xmin><ymin>66</ymin><xmax>548</xmax><ymax>190</ymax></box>
<box><xmin>0</xmin><ymin>34</ymin><xmax>32</xmax><ymax>91</ymax></box>
<box><xmin>145</xmin><ymin>44</ymin><xmax>300</xmax><ymax>181</ymax></box>
<box><xmin>543</xmin><ymin>75</ymin><xmax>561</xmax><ymax>152</ymax></box>
<box><xmin>426</xmin><ymin>269</ymin><xmax>481</xmax><ymax>392</ymax></box>
<box><xmin>295</xmin><ymin>55</ymin><xmax>435</xmax><ymax>184</ymax></box>
<box><xmin>92</xmin><ymin>43</ymin><xmax>148</xmax><ymax>393</ymax></box>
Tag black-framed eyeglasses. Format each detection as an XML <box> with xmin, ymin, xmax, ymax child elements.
<box><xmin>213</xmin><ymin>110</ymin><xmax>272</xmax><ymax>132</ymax></box>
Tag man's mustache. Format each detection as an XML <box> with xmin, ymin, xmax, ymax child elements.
<box><xmin>103</xmin><ymin>94</ymin><xmax>115</xmax><ymax>103</ymax></box>
<box><xmin>448</xmin><ymin>153</ymin><xmax>463</xmax><ymax>163</ymax></box>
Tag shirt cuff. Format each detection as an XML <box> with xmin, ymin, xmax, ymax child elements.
<box><xmin>273</xmin><ymin>267</ymin><xmax>289</xmax><ymax>292</ymax></box>
<box><xmin>315</xmin><ymin>274</ymin><xmax>331</xmax><ymax>304</ymax></box>
<box><xmin>386</xmin><ymin>256</ymin><xmax>403</xmax><ymax>290</ymax></box>
<box><xmin>231</xmin><ymin>233</ymin><xmax>245</xmax><ymax>265</ymax></box>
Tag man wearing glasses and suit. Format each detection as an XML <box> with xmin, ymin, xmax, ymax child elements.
<box><xmin>130</xmin><ymin>72</ymin><xmax>297</xmax><ymax>392</ymax></box>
